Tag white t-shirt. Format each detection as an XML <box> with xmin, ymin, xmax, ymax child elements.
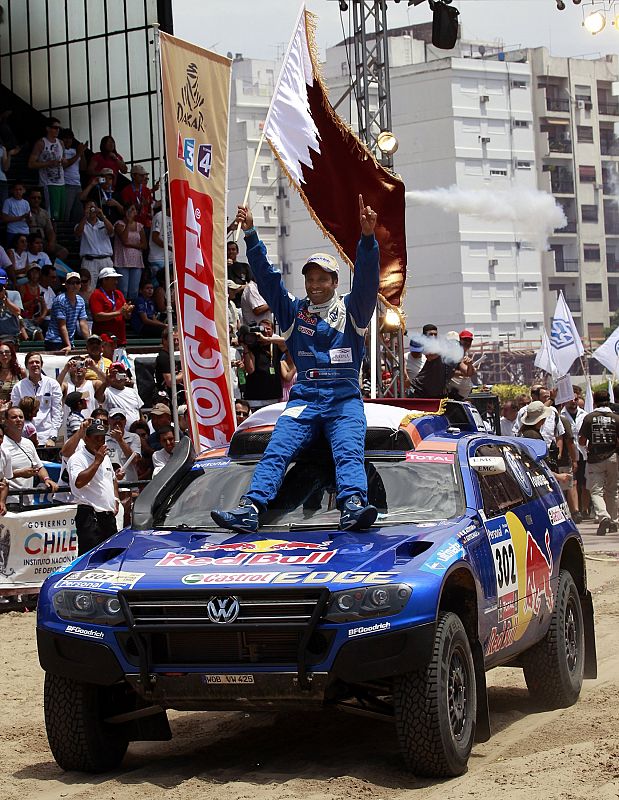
<box><xmin>77</xmin><ymin>219</ymin><xmax>113</xmax><ymax>258</ymax></box>
<box><xmin>3</xmin><ymin>435</ymin><xmax>42</xmax><ymax>504</ymax></box>
<box><xmin>63</xmin><ymin>147</ymin><xmax>81</xmax><ymax>186</ymax></box>
<box><xmin>149</xmin><ymin>211</ymin><xmax>172</xmax><ymax>264</ymax></box>
<box><xmin>26</xmin><ymin>250</ymin><xmax>53</xmax><ymax>268</ymax></box>
<box><xmin>241</xmin><ymin>282</ymin><xmax>271</xmax><ymax>326</ymax></box>
<box><xmin>500</xmin><ymin>416</ymin><xmax>516</xmax><ymax>437</ymax></box>
<box><xmin>405</xmin><ymin>352</ymin><xmax>426</xmax><ymax>383</ymax></box>
<box><xmin>65</xmin><ymin>378</ymin><xmax>98</xmax><ymax>416</ymax></box>
<box><xmin>152</xmin><ymin>448</ymin><xmax>171</xmax><ymax>476</ymax></box>
<box><xmin>38</xmin><ymin>137</ymin><xmax>64</xmax><ymax>186</ymax></box>
<box><xmin>0</xmin><ymin>448</ymin><xmax>13</xmax><ymax>482</ymax></box>
<box><xmin>67</xmin><ymin>446</ymin><xmax>116</xmax><ymax>512</ymax></box>
<box><xmin>42</xmin><ymin>286</ymin><xmax>56</xmax><ymax>321</ymax></box>
<box><xmin>103</xmin><ymin>386</ymin><xmax>142</xmax><ymax>428</ymax></box>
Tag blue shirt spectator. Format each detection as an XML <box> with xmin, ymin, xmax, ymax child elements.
<box><xmin>130</xmin><ymin>281</ymin><xmax>165</xmax><ymax>336</ymax></box>
<box><xmin>2</xmin><ymin>183</ymin><xmax>30</xmax><ymax>237</ymax></box>
<box><xmin>44</xmin><ymin>271</ymin><xmax>89</xmax><ymax>352</ymax></box>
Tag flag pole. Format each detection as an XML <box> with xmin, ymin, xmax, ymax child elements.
<box><xmin>234</xmin><ymin>130</ymin><xmax>266</xmax><ymax>242</ymax></box>
<box><xmin>153</xmin><ymin>24</ymin><xmax>180</xmax><ymax>441</ymax></box>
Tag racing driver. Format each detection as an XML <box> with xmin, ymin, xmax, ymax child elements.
<box><xmin>212</xmin><ymin>195</ymin><xmax>379</xmax><ymax>534</ymax></box>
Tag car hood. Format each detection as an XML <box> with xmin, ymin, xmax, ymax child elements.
<box><xmin>69</xmin><ymin>521</ymin><xmax>470</xmax><ymax>589</ymax></box>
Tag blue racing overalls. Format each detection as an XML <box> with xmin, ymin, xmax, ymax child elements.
<box><xmin>241</xmin><ymin>228</ymin><xmax>379</xmax><ymax>509</ymax></box>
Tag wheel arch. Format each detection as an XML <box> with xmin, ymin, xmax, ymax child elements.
<box><xmin>559</xmin><ymin>535</ymin><xmax>586</xmax><ymax>594</ymax></box>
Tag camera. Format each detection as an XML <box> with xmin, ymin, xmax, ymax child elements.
<box><xmin>73</xmin><ymin>360</ymin><xmax>85</xmax><ymax>369</ymax></box>
<box><xmin>98</xmin><ymin>176</ymin><xmax>106</xmax><ymax>184</ymax></box>
<box><xmin>238</xmin><ymin>324</ymin><xmax>263</xmax><ymax>347</ymax></box>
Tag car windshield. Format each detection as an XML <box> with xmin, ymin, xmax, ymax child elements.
<box><xmin>156</xmin><ymin>458</ymin><xmax>464</xmax><ymax>530</ymax></box>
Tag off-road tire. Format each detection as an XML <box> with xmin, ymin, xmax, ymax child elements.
<box><xmin>523</xmin><ymin>569</ymin><xmax>584</xmax><ymax>709</ymax></box>
<box><xmin>44</xmin><ymin>672</ymin><xmax>129</xmax><ymax>772</ymax></box>
<box><xmin>393</xmin><ymin>612</ymin><xmax>477</xmax><ymax>777</ymax></box>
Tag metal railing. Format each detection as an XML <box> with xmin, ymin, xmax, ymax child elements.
<box><xmin>551</xmin><ymin>178</ymin><xmax>574</xmax><ymax>194</ymax></box>
<box><xmin>599</xmin><ymin>102</ymin><xmax>619</xmax><ymax>116</ymax></box>
<box><xmin>565</xmin><ymin>298</ymin><xmax>582</xmax><ymax>312</ymax></box>
<box><xmin>555</xmin><ymin>259</ymin><xmax>579</xmax><ymax>272</ymax></box>
<box><xmin>546</xmin><ymin>97</ymin><xmax>570</xmax><ymax>112</ymax></box>
<box><xmin>548</xmin><ymin>139</ymin><xmax>572</xmax><ymax>153</ymax></box>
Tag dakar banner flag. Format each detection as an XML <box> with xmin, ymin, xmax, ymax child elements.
<box><xmin>263</xmin><ymin>6</ymin><xmax>407</xmax><ymax>308</ymax></box>
<box><xmin>159</xmin><ymin>33</ymin><xmax>235</xmax><ymax>450</ymax></box>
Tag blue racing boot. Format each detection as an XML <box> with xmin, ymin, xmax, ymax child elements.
<box><xmin>339</xmin><ymin>495</ymin><xmax>378</xmax><ymax>531</ymax></box>
<box><xmin>211</xmin><ymin>496</ymin><xmax>259</xmax><ymax>533</ymax></box>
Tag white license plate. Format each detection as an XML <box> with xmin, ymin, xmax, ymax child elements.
<box><xmin>202</xmin><ymin>674</ymin><xmax>255</xmax><ymax>685</ymax></box>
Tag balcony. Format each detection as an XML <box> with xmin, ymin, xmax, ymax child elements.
<box><xmin>601</xmin><ymin>138</ymin><xmax>619</xmax><ymax>156</ymax></box>
<box><xmin>565</xmin><ymin>298</ymin><xmax>581</xmax><ymax>313</ymax></box>
<box><xmin>555</xmin><ymin>220</ymin><xmax>577</xmax><ymax>233</ymax></box>
<box><xmin>546</xmin><ymin>96</ymin><xmax>570</xmax><ymax>113</ymax></box>
<box><xmin>548</xmin><ymin>138</ymin><xmax>572</xmax><ymax>154</ymax></box>
<box><xmin>551</xmin><ymin>177</ymin><xmax>574</xmax><ymax>194</ymax></box>
<box><xmin>556</xmin><ymin>259</ymin><xmax>579</xmax><ymax>272</ymax></box>
<box><xmin>599</xmin><ymin>101</ymin><xmax>619</xmax><ymax>116</ymax></box>
<box><xmin>605</xmin><ymin>220</ymin><xmax>619</xmax><ymax>235</ymax></box>
<box><xmin>608</xmin><ymin>257</ymin><xmax>619</xmax><ymax>273</ymax></box>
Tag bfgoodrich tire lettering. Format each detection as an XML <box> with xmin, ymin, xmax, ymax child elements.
<box><xmin>523</xmin><ymin>569</ymin><xmax>584</xmax><ymax>708</ymax></box>
<box><xmin>393</xmin><ymin>612</ymin><xmax>477</xmax><ymax>777</ymax></box>
<box><xmin>44</xmin><ymin>673</ymin><xmax>129</xmax><ymax>772</ymax></box>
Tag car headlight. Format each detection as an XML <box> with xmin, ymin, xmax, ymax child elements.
<box><xmin>52</xmin><ymin>590</ymin><xmax>125</xmax><ymax>626</ymax></box>
<box><xmin>324</xmin><ymin>583</ymin><xmax>412</xmax><ymax>623</ymax></box>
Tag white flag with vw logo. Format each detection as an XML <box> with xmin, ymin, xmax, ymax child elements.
<box><xmin>550</xmin><ymin>291</ymin><xmax>584</xmax><ymax>378</ymax></box>
<box><xmin>592</xmin><ymin>326</ymin><xmax>619</xmax><ymax>376</ymax></box>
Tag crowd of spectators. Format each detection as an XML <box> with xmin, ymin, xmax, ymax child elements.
<box><xmin>0</xmin><ymin>116</ymin><xmax>172</xmax><ymax>351</ymax></box>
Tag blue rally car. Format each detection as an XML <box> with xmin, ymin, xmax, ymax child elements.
<box><xmin>37</xmin><ymin>398</ymin><xmax>597</xmax><ymax>777</ymax></box>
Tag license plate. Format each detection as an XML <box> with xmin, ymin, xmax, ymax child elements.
<box><xmin>202</xmin><ymin>674</ymin><xmax>255</xmax><ymax>685</ymax></box>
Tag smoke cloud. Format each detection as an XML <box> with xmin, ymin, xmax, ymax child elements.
<box><xmin>411</xmin><ymin>333</ymin><xmax>464</xmax><ymax>365</ymax></box>
<box><xmin>405</xmin><ymin>186</ymin><xmax>567</xmax><ymax>250</ymax></box>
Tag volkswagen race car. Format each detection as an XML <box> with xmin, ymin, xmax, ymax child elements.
<box><xmin>37</xmin><ymin>398</ymin><xmax>597</xmax><ymax>777</ymax></box>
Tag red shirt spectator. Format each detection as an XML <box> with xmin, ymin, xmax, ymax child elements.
<box><xmin>89</xmin><ymin>266</ymin><xmax>133</xmax><ymax>344</ymax></box>
<box><xmin>87</xmin><ymin>135</ymin><xmax>127</xmax><ymax>186</ymax></box>
<box><xmin>120</xmin><ymin>165</ymin><xmax>153</xmax><ymax>229</ymax></box>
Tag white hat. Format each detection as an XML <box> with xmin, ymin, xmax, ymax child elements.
<box><xmin>302</xmin><ymin>253</ymin><xmax>339</xmax><ymax>275</ymax></box>
<box><xmin>99</xmin><ymin>266</ymin><xmax>122</xmax><ymax>280</ymax></box>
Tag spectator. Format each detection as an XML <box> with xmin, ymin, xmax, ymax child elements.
<box><xmin>26</xmin><ymin>233</ymin><xmax>53</xmax><ymax>275</ymax></box>
<box><xmin>0</xmin><ymin>269</ymin><xmax>22</xmax><ymax>342</ymax></box>
<box><xmin>578</xmin><ymin>390</ymin><xmax>619</xmax><ymax>537</ymax></box>
<box><xmin>241</xmin><ymin>279</ymin><xmax>271</xmax><ymax>327</ymax></box>
<box><xmin>516</xmin><ymin>392</ymin><xmax>532</xmax><ymax>409</ymax></box>
<box><xmin>149</xmin><ymin>203</ymin><xmax>172</xmax><ymax>278</ymax></box>
<box><xmin>18</xmin><ymin>396</ymin><xmax>40</xmax><ymax>445</ymax></box>
<box><xmin>129</xmin><ymin>419</ymin><xmax>154</xmax><ymax>480</ymax></box>
<box><xmin>67</xmin><ymin>418</ymin><xmax>120</xmax><ymax>555</ymax></box>
<box><xmin>28</xmin><ymin>117</ymin><xmax>66</xmax><ymax>221</ymax></box>
<box><xmin>280</xmin><ymin>350</ymin><xmax>297</xmax><ymax>402</ymax></box>
<box><xmin>59</xmin><ymin>129</ymin><xmax>86</xmax><ymax>224</ymax></box>
<box><xmin>556</xmin><ymin>405</ymin><xmax>580</xmax><ymax>521</ymax></box>
<box><xmin>227</xmin><ymin>240</ymin><xmax>253</xmax><ymax>293</ymax></box>
<box><xmin>40</xmin><ymin>264</ymin><xmax>57</xmax><ymax>330</ymax></box>
<box><xmin>0</xmin><ymin>423</ymin><xmax>11</xmax><ymax>515</ymax></box>
<box><xmin>154</xmin><ymin>327</ymin><xmax>183</xmax><ymax>405</ymax></box>
<box><xmin>408</xmin><ymin>327</ymin><xmax>461</xmax><ymax>400</ymax></box>
<box><xmin>228</xmin><ymin>281</ymin><xmax>242</xmax><ymax>339</ymax></box>
<box><xmin>147</xmin><ymin>403</ymin><xmax>172</xmax><ymax>450</ymax></box>
<box><xmin>131</xmin><ymin>280</ymin><xmax>165</xmax><ymax>336</ymax></box>
<box><xmin>120</xmin><ymin>164</ymin><xmax>153</xmax><ymax>230</ymax></box>
<box><xmin>405</xmin><ymin>337</ymin><xmax>426</xmax><ymax>384</ymax></box>
<box><xmin>44</xmin><ymin>272</ymin><xmax>89</xmax><ymax>353</ymax></box>
<box><xmin>11</xmin><ymin>352</ymin><xmax>63</xmax><ymax>445</ymax></box>
<box><xmin>75</xmin><ymin>200</ymin><xmax>114</xmax><ymax>287</ymax></box>
<box><xmin>500</xmin><ymin>400</ymin><xmax>518</xmax><ymax>436</ymax></box>
<box><xmin>448</xmin><ymin>330</ymin><xmax>478</xmax><ymax>400</ymax></box>
<box><xmin>19</xmin><ymin>264</ymin><xmax>47</xmax><ymax>340</ymax></box>
<box><xmin>0</xmin><ymin>141</ymin><xmax>20</xmax><ymax>208</ymax></box>
<box><xmin>152</xmin><ymin>425</ymin><xmax>175</xmax><ymax>476</ymax></box>
<box><xmin>113</xmin><ymin>203</ymin><xmax>146</xmax><ymax>300</ymax></box>
<box><xmin>84</xmin><ymin>333</ymin><xmax>112</xmax><ymax>379</ymax></box>
<box><xmin>3</xmin><ymin>405</ymin><xmax>57</xmax><ymax>506</ymax></box>
<box><xmin>2</xmin><ymin>182</ymin><xmax>30</xmax><ymax>243</ymax></box>
<box><xmin>513</xmin><ymin>384</ymin><xmax>565</xmax><ymax>456</ymax></box>
<box><xmin>96</xmin><ymin>362</ymin><xmax>142</xmax><ymax>427</ymax></box>
<box><xmin>6</xmin><ymin>233</ymin><xmax>28</xmax><ymax>285</ymax></box>
<box><xmin>79</xmin><ymin>167</ymin><xmax>124</xmax><ymax>223</ymax></box>
<box><xmin>564</xmin><ymin>394</ymin><xmax>589</xmax><ymax>521</ymax></box>
<box><xmin>242</xmin><ymin>319</ymin><xmax>286</xmax><ymax>407</ymax></box>
<box><xmin>0</xmin><ymin>341</ymin><xmax>23</xmax><ymax>407</ymax></box>
<box><xmin>87</xmin><ymin>135</ymin><xmax>127</xmax><ymax>185</ymax></box>
<box><xmin>79</xmin><ymin>268</ymin><xmax>93</xmax><ymax>312</ymax></box>
<box><xmin>58</xmin><ymin>354</ymin><xmax>104</xmax><ymax>417</ymax></box>
<box><xmin>177</xmin><ymin>404</ymin><xmax>189</xmax><ymax>436</ymax></box>
<box><xmin>0</xmin><ymin>244</ymin><xmax>13</xmax><ymax>294</ymax></box>
<box><xmin>89</xmin><ymin>266</ymin><xmax>132</xmax><ymax>344</ymax></box>
<box><xmin>100</xmin><ymin>333</ymin><xmax>117</xmax><ymax>363</ymax></box>
<box><xmin>27</xmin><ymin>190</ymin><xmax>61</xmax><ymax>258</ymax></box>
<box><xmin>235</xmin><ymin>398</ymin><xmax>251</xmax><ymax>425</ymax></box>
<box><xmin>106</xmin><ymin>408</ymin><xmax>142</xmax><ymax>486</ymax></box>
<box><xmin>64</xmin><ymin>391</ymin><xmax>89</xmax><ymax>437</ymax></box>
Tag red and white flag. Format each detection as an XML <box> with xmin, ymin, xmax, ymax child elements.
<box><xmin>263</xmin><ymin>6</ymin><xmax>407</xmax><ymax>308</ymax></box>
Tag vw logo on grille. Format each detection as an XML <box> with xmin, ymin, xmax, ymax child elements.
<box><xmin>206</xmin><ymin>596</ymin><xmax>240</xmax><ymax>624</ymax></box>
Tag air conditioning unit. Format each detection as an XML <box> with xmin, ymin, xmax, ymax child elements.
<box><xmin>491</xmin><ymin>299</ymin><xmax>501</xmax><ymax>307</ymax></box>
<box><xmin>577</xmin><ymin>100</ymin><xmax>585</xmax><ymax>110</ymax></box>
<box><xmin>489</xmin><ymin>259</ymin><xmax>498</xmax><ymax>267</ymax></box>
<box><xmin>480</xmin><ymin>95</ymin><xmax>490</xmax><ymax>103</ymax></box>
<box><xmin>480</xmin><ymin>137</ymin><xmax>491</xmax><ymax>144</ymax></box>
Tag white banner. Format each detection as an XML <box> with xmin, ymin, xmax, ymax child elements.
<box><xmin>0</xmin><ymin>505</ymin><xmax>78</xmax><ymax>591</ymax></box>
<box><xmin>592</xmin><ymin>326</ymin><xmax>619</xmax><ymax>376</ymax></box>
<box><xmin>554</xmin><ymin>374</ymin><xmax>574</xmax><ymax>406</ymax></box>
<box><xmin>550</xmin><ymin>291</ymin><xmax>584</xmax><ymax>378</ymax></box>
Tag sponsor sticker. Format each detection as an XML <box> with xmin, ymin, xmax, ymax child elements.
<box><xmin>281</xmin><ymin>404</ymin><xmax>307</xmax><ymax>419</ymax></box>
<box><xmin>329</xmin><ymin>347</ymin><xmax>352</xmax><ymax>364</ymax></box>
<box><xmin>298</xmin><ymin>325</ymin><xmax>315</xmax><ymax>336</ymax></box>
<box><xmin>181</xmin><ymin>570</ymin><xmax>399</xmax><ymax>586</ymax></box>
<box><xmin>56</xmin><ymin>569</ymin><xmax>144</xmax><ymax>591</ymax></box>
<box><xmin>64</xmin><ymin>624</ymin><xmax>104</xmax><ymax>639</ymax></box>
<box><xmin>531</xmin><ymin>473</ymin><xmax>550</xmax><ymax>490</ymax></box>
<box><xmin>196</xmin><ymin>144</ymin><xmax>212</xmax><ymax>178</ymax></box>
<box><xmin>348</xmin><ymin>621</ymin><xmax>391</xmax><ymax>638</ymax></box>
<box><xmin>485</xmin><ymin>517</ymin><xmax>519</xmax><ymax>623</ymax></box>
<box><xmin>405</xmin><ymin>452</ymin><xmax>455</xmax><ymax>464</ymax></box>
<box><xmin>157</xmin><ymin>550</ymin><xmax>336</xmax><ymax>568</ymax></box>
<box><xmin>198</xmin><ymin>539</ymin><xmax>331</xmax><ymax>553</ymax></box>
<box><xmin>297</xmin><ymin>310</ymin><xmax>317</xmax><ymax>325</ymax></box>
<box><xmin>201</xmin><ymin>458</ymin><xmax>231</xmax><ymax>469</ymax></box>
<box><xmin>548</xmin><ymin>505</ymin><xmax>567</xmax><ymax>526</ymax></box>
<box><xmin>420</xmin><ymin>537</ymin><xmax>464</xmax><ymax>573</ymax></box>
<box><xmin>297</xmin><ymin>350</ymin><xmax>313</xmax><ymax>357</ymax></box>
<box><xmin>201</xmin><ymin>674</ymin><xmax>255</xmax><ymax>685</ymax></box>
<box><xmin>183</xmin><ymin>137</ymin><xmax>195</xmax><ymax>172</ymax></box>
<box><xmin>503</xmin><ymin>448</ymin><xmax>533</xmax><ymax>496</ymax></box>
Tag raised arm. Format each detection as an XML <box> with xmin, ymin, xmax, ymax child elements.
<box><xmin>345</xmin><ymin>195</ymin><xmax>380</xmax><ymax>331</ymax></box>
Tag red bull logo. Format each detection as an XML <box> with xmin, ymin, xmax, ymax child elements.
<box><xmin>523</xmin><ymin>530</ymin><xmax>554</xmax><ymax>616</ymax></box>
<box><xmin>156</xmin><ymin>550</ymin><xmax>336</xmax><ymax>568</ymax></box>
<box><xmin>198</xmin><ymin>539</ymin><xmax>331</xmax><ymax>553</ymax></box>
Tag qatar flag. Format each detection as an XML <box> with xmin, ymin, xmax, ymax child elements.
<box><xmin>263</xmin><ymin>6</ymin><xmax>407</xmax><ymax>308</ymax></box>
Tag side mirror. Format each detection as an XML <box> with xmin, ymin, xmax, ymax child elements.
<box><xmin>469</xmin><ymin>456</ymin><xmax>506</xmax><ymax>475</ymax></box>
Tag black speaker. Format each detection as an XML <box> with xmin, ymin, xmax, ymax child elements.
<box><xmin>431</xmin><ymin>1</ymin><xmax>460</xmax><ymax>50</ymax></box>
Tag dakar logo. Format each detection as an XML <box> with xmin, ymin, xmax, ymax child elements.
<box><xmin>177</xmin><ymin>62</ymin><xmax>205</xmax><ymax>132</ymax></box>
<box><xmin>550</xmin><ymin>316</ymin><xmax>575</xmax><ymax>350</ymax></box>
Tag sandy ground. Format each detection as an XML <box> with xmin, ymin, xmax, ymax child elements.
<box><xmin>1</xmin><ymin>525</ymin><xmax>619</xmax><ymax>800</ymax></box>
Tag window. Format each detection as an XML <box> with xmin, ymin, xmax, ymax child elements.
<box><xmin>588</xmin><ymin>323</ymin><xmax>603</xmax><ymax>341</ymax></box>
<box><xmin>513</xmin><ymin>120</ymin><xmax>530</xmax><ymax>128</ymax></box>
<box><xmin>577</xmin><ymin>126</ymin><xmax>594</xmax><ymax>143</ymax></box>
<box><xmin>260</xmin><ymin>165</ymin><xmax>270</xmax><ymax>184</ymax></box>
<box><xmin>464</xmin><ymin>160</ymin><xmax>483</xmax><ymax>176</ymax></box>
<box><xmin>524</xmin><ymin>321</ymin><xmax>540</xmax><ymax>329</ymax></box>
<box><xmin>474</xmin><ymin>444</ymin><xmax>525</xmax><ymax>518</ymax></box>
<box><xmin>511</xmin><ymin>80</ymin><xmax>527</xmax><ymax>89</ymax></box>
<box><xmin>579</xmin><ymin>165</ymin><xmax>596</xmax><ymax>183</ymax></box>
<box><xmin>584</xmin><ymin>244</ymin><xmax>601</xmax><ymax>261</ymax></box>
<box><xmin>263</xmin><ymin>206</ymin><xmax>271</xmax><ymax>223</ymax></box>
<box><xmin>282</xmin><ymin>262</ymin><xmax>291</xmax><ymax>275</ymax></box>
<box><xmin>586</xmin><ymin>283</ymin><xmax>603</xmax><ymax>301</ymax></box>
<box><xmin>490</xmin><ymin>168</ymin><xmax>508</xmax><ymax>177</ymax></box>
<box><xmin>522</xmin><ymin>282</ymin><xmax>538</xmax><ymax>290</ymax></box>
<box><xmin>581</xmin><ymin>205</ymin><xmax>598</xmax><ymax>223</ymax></box>
<box><xmin>280</xmin><ymin>225</ymin><xmax>289</xmax><ymax>236</ymax></box>
<box><xmin>516</xmin><ymin>161</ymin><xmax>532</xmax><ymax>170</ymax></box>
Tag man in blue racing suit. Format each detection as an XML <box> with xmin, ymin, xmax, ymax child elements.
<box><xmin>211</xmin><ymin>195</ymin><xmax>379</xmax><ymax>533</ymax></box>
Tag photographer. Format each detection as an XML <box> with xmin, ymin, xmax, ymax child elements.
<box><xmin>240</xmin><ymin>319</ymin><xmax>287</xmax><ymax>408</ymax></box>
<box><xmin>0</xmin><ymin>269</ymin><xmax>22</xmax><ymax>341</ymax></box>
<box><xmin>95</xmin><ymin>361</ymin><xmax>142</xmax><ymax>427</ymax></box>
<box><xmin>75</xmin><ymin>200</ymin><xmax>114</xmax><ymax>287</ymax></box>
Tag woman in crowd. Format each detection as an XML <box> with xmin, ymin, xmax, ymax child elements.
<box><xmin>7</xmin><ymin>233</ymin><xmax>29</xmax><ymax>286</ymax></box>
<box><xmin>87</xmin><ymin>135</ymin><xmax>127</xmax><ymax>186</ymax></box>
<box><xmin>113</xmin><ymin>203</ymin><xmax>146</xmax><ymax>301</ymax></box>
<box><xmin>0</xmin><ymin>341</ymin><xmax>23</xmax><ymax>408</ymax></box>
<box><xmin>19</xmin><ymin>264</ymin><xmax>47</xmax><ymax>340</ymax></box>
